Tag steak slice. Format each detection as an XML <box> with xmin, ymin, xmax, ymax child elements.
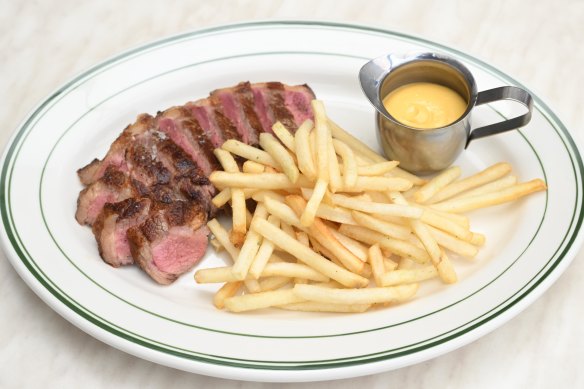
<box><xmin>249</xmin><ymin>82</ymin><xmax>315</xmax><ymax>133</ymax></box>
<box><xmin>157</xmin><ymin>106</ymin><xmax>220</xmax><ymax>176</ymax></box>
<box><xmin>75</xmin><ymin>166</ymin><xmax>135</xmax><ymax>225</ymax></box>
<box><xmin>77</xmin><ymin>114</ymin><xmax>154</xmax><ymax>186</ymax></box>
<box><xmin>210</xmin><ymin>83</ymin><xmax>260</xmax><ymax>145</ymax></box>
<box><xmin>127</xmin><ymin>199</ymin><xmax>208</xmax><ymax>285</ymax></box>
<box><xmin>91</xmin><ymin>198</ymin><xmax>151</xmax><ymax>267</ymax></box>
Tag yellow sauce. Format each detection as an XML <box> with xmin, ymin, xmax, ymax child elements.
<box><xmin>382</xmin><ymin>82</ymin><xmax>467</xmax><ymax>129</ymax></box>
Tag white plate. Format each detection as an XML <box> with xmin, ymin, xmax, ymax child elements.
<box><xmin>1</xmin><ymin>21</ymin><xmax>582</xmax><ymax>382</ymax></box>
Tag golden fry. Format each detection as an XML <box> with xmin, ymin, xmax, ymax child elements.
<box><xmin>431</xmin><ymin>179</ymin><xmax>547</xmax><ymax>213</ymax></box>
<box><xmin>333</xmin><ymin>139</ymin><xmax>358</xmax><ymax>189</ymax></box>
<box><xmin>260</xmin><ymin>132</ymin><xmax>300</xmax><ymax>183</ymax></box>
<box><xmin>224</xmin><ymin>289</ymin><xmax>305</xmax><ymax>312</ymax></box>
<box><xmin>271</xmin><ymin>121</ymin><xmax>296</xmax><ymax>151</ymax></box>
<box><xmin>295</xmin><ymin>119</ymin><xmax>317</xmax><ymax>180</ymax></box>
<box><xmin>293</xmin><ymin>283</ymin><xmax>419</xmax><ymax>305</ymax></box>
<box><xmin>414</xmin><ymin>166</ymin><xmax>461</xmax><ymax>203</ymax></box>
<box><xmin>221</xmin><ymin>139</ymin><xmax>279</xmax><ymax>167</ymax></box>
<box><xmin>428</xmin><ymin>162</ymin><xmax>512</xmax><ymax>203</ymax></box>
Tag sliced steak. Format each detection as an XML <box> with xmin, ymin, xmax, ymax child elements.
<box><xmin>157</xmin><ymin>106</ymin><xmax>220</xmax><ymax>176</ymax></box>
<box><xmin>211</xmin><ymin>83</ymin><xmax>260</xmax><ymax>145</ymax></box>
<box><xmin>127</xmin><ymin>199</ymin><xmax>208</xmax><ymax>285</ymax></box>
<box><xmin>75</xmin><ymin>166</ymin><xmax>135</xmax><ymax>225</ymax></box>
<box><xmin>91</xmin><ymin>198</ymin><xmax>151</xmax><ymax>267</ymax></box>
<box><xmin>76</xmin><ymin>81</ymin><xmax>316</xmax><ymax>284</ymax></box>
<box><xmin>250</xmin><ymin>82</ymin><xmax>315</xmax><ymax>133</ymax></box>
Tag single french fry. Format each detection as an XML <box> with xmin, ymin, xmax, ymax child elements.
<box><xmin>436</xmin><ymin>249</ymin><xmax>458</xmax><ymax>284</ymax></box>
<box><xmin>213</xmin><ymin>148</ymin><xmax>247</xmax><ymax>241</ymax></box>
<box><xmin>368</xmin><ymin>244</ymin><xmax>385</xmax><ymax>287</ymax></box>
<box><xmin>380</xmin><ymin>266</ymin><xmax>438</xmax><ymax>286</ymax></box>
<box><xmin>272</xmin><ymin>121</ymin><xmax>296</xmax><ymax>151</ymax></box>
<box><xmin>263</xmin><ymin>197</ymin><xmax>302</xmax><ymax>228</ymax></box>
<box><xmin>195</xmin><ymin>266</ymin><xmax>238</xmax><ymax>283</ymax></box>
<box><xmin>260</xmin><ymin>132</ymin><xmax>300</xmax><ymax>184</ymax></box>
<box><xmin>210</xmin><ymin>171</ymin><xmax>310</xmax><ymax>190</ymax></box>
<box><xmin>427</xmin><ymin>162</ymin><xmax>512</xmax><ymax>203</ymax></box>
<box><xmin>242</xmin><ymin>160</ymin><xmax>266</xmax><ymax>174</ymax></box>
<box><xmin>327</xmin><ymin>140</ymin><xmax>343</xmax><ymax>192</ymax></box>
<box><xmin>470</xmin><ymin>232</ymin><xmax>486</xmax><ymax>246</ymax></box>
<box><xmin>427</xmin><ymin>225</ymin><xmax>479</xmax><ymax>258</ymax></box>
<box><xmin>295</xmin><ymin>119</ymin><xmax>317</xmax><ymax>180</ymax></box>
<box><xmin>212</xmin><ymin>188</ymin><xmax>232</xmax><ymax>208</ymax></box>
<box><xmin>351</xmin><ymin>210</ymin><xmax>412</xmax><ymax>240</ymax></box>
<box><xmin>279</xmin><ymin>301</ymin><xmax>371</xmax><ymax>313</ymax></box>
<box><xmin>214</xmin><ymin>148</ymin><xmax>239</xmax><ymax>172</ymax></box>
<box><xmin>252</xmin><ymin>218</ymin><xmax>369</xmax><ymax>288</ymax></box>
<box><xmin>332</xmin><ymin>194</ymin><xmax>423</xmax><ymax>219</ymax></box>
<box><xmin>414</xmin><ymin>166</ymin><xmax>461</xmax><ymax>203</ymax></box>
<box><xmin>332</xmin><ymin>139</ymin><xmax>358</xmax><ymax>189</ymax></box>
<box><xmin>261</xmin><ymin>262</ymin><xmax>330</xmax><ymax>282</ymax></box>
<box><xmin>224</xmin><ymin>289</ymin><xmax>305</xmax><ymax>312</ymax></box>
<box><xmin>452</xmin><ymin>174</ymin><xmax>518</xmax><ymax>200</ymax></box>
<box><xmin>221</xmin><ymin>139</ymin><xmax>279</xmax><ymax>167</ymax></box>
<box><xmin>410</xmin><ymin>219</ymin><xmax>442</xmax><ymax>266</ymax></box>
<box><xmin>249</xmin><ymin>215</ymin><xmax>280</xmax><ymax>278</ymax></box>
<box><xmin>357</xmin><ymin>161</ymin><xmax>400</xmax><ymax>176</ymax></box>
<box><xmin>213</xmin><ymin>281</ymin><xmax>243</xmax><ymax>309</ymax></box>
<box><xmin>207</xmin><ymin>218</ymin><xmax>239</xmax><ymax>260</ymax></box>
<box><xmin>431</xmin><ymin>179</ymin><xmax>547</xmax><ymax>213</ymax></box>
<box><xmin>312</xmin><ymin>100</ymin><xmax>330</xmax><ymax>182</ymax></box>
<box><xmin>231</xmin><ymin>188</ymin><xmax>247</xmax><ymax>238</ymax></box>
<box><xmin>301</xmin><ymin>179</ymin><xmax>328</xmax><ymax>226</ymax></box>
<box><xmin>293</xmin><ymin>283</ymin><xmax>418</xmax><ymax>305</ymax></box>
<box><xmin>338</xmin><ymin>224</ymin><xmax>430</xmax><ymax>264</ymax></box>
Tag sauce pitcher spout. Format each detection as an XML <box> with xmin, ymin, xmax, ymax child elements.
<box><xmin>359</xmin><ymin>53</ymin><xmax>404</xmax><ymax>119</ymax></box>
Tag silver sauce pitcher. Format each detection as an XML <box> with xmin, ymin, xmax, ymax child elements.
<box><xmin>359</xmin><ymin>52</ymin><xmax>533</xmax><ymax>175</ymax></box>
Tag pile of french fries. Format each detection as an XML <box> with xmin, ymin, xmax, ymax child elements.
<box><xmin>195</xmin><ymin>100</ymin><xmax>547</xmax><ymax>313</ymax></box>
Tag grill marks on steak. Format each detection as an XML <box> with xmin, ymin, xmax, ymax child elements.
<box><xmin>128</xmin><ymin>200</ymin><xmax>209</xmax><ymax>285</ymax></box>
<box><xmin>92</xmin><ymin>198</ymin><xmax>151</xmax><ymax>267</ymax></box>
<box><xmin>76</xmin><ymin>81</ymin><xmax>316</xmax><ymax>284</ymax></box>
<box><xmin>75</xmin><ymin>166</ymin><xmax>136</xmax><ymax>225</ymax></box>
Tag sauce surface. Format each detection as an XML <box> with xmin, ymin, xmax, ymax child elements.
<box><xmin>383</xmin><ymin>82</ymin><xmax>467</xmax><ymax>129</ymax></box>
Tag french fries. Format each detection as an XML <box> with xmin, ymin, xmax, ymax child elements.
<box><xmin>196</xmin><ymin>99</ymin><xmax>546</xmax><ymax>314</ymax></box>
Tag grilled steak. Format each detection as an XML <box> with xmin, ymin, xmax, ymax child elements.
<box><xmin>76</xmin><ymin>81</ymin><xmax>315</xmax><ymax>284</ymax></box>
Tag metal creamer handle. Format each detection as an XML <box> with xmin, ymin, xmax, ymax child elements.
<box><xmin>466</xmin><ymin>86</ymin><xmax>533</xmax><ymax>147</ymax></box>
